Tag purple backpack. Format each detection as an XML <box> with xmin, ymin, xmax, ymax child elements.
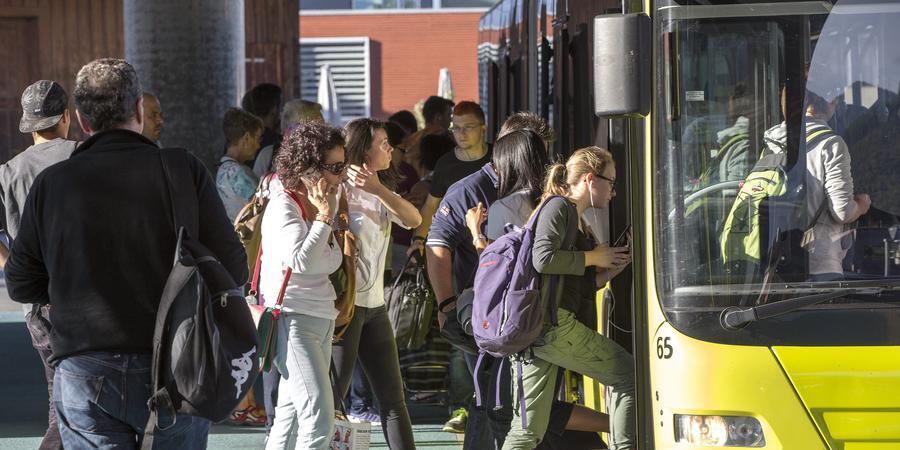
<box><xmin>471</xmin><ymin>196</ymin><xmax>577</xmax><ymax>424</ymax></box>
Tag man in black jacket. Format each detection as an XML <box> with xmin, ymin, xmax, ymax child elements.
<box><xmin>5</xmin><ymin>58</ymin><xmax>248</xmax><ymax>448</ymax></box>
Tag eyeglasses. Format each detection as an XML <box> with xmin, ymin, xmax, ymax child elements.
<box><xmin>596</xmin><ymin>174</ymin><xmax>616</xmax><ymax>190</ymax></box>
<box><xmin>319</xmin><ymin>161</ymin><xmax>347</xmax><ymax>175</ymax></box>
<box><xmin>450</xmin><ymin>124</ymin><xmax>482</xmax><ymax>134</ymax></box>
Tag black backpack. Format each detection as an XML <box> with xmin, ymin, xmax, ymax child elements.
<box><xmin>142</xmin><ymin>150</ymin><xmax>259</xmax><ymax>447</ymax></box>
<box><xmin>386</xmin><ymin>255</ymin><xmax>435</xmax><ymax>351</ymax></box>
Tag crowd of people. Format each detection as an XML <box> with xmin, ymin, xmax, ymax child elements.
<box><xmin>0</xmin><ymin>57</ymin><xmax>636</xmax><ymax>450</ymax></box>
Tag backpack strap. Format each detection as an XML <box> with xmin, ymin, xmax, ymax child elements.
<box><xmin>712</xmin><ymin>133</ymin><xmax>749</xmax><ymax>163</ymax></box>
<box><xmin>495</xmin><ymin>356</ymin><xmax>506</xmax><ymax>409</ymax></box>
<box><xmin>274</xmin><ymin>266</ymin><xmax>293</xmax><ymax>313</ymax></box>
<box><xmin>249</xmin><ymin>245</ymin><xmax>264</xmax><ymax>297</ymax></box>
<box><xmin>807</xmin><ymin>199</ymin><xmax>829</xmax><ymax>231</ymax></box>
<box><xmin>143</xmin><ymin>230</ymin><xmax>189</xmax><ymax>448</ymax></box>
<box><xmin>286</xmin><ymin>189</ymin><xmax>310</xmax><ymax>221</ymax></box>
<box><xmin>265</xmin><ymin>185</ymin><xmax>300</xmax><ymax>311</ymax></box>
<box><xmin>805</xmin><ymin>126</ymin><xmax>834</xmax><ymax>148</ymax></box>
<box><xmin>524</xmin><ymin>195</ymin><xmax>564</xmax><ymax>230</ymax></box>
<box><xmin>516</xmin><ymin>358</ymin><xmax>527</xmax><ymax>429</ymax></box>
<box><xmin>473</xmin><ymin>352</ymin><xmax>486</xmax><ymax>406</ymax></box>
<box><xmin>144</xmin><ymin>151</ymin><xmax>197</xmax><ymax>447</ymax></box>
<box><xmin>804</xmin><ymin>126</ymin><xmax>836</xmax><ymax>230</ymax></box>
<box><xmin>700</xmin><ymin>133</ymin><xmax>749</xmax><ymax>181</ymax></box>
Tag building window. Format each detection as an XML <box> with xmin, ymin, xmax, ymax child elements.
<box><xmin>299</xmin><ymin>37</ymin><xmax>371</xmax><ymax>124</ymax></box>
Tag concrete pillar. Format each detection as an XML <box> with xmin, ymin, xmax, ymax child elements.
<box><xmin>124</xmin><ymin>0</ymin><xmax>245</xmax><ymax>168</ymax></box>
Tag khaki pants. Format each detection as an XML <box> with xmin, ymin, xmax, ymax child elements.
<box><xmin>502</xmin><ymin>309</ymin><xmax>636</xmax><ymax>450</ymax></box>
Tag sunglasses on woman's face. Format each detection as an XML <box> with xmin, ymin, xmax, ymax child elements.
<box><xmin>319</xmin><ymin>161</ymin><xmax>347</xmax><ymax>175</ymax></box>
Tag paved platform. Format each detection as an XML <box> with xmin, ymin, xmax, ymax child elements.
<box><xmin>0</xmin><ymin>305</ymin><xmax>463</xmax><ymax>449</ymax></box>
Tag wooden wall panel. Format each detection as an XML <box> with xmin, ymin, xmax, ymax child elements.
<box><xmin>0</xmin><ymin>16</ymin><xmax>39</xmax><ymax>161</ymax></box>
<box><xmin>0</xmin><ymin>0</ymin><xmax>124</xmax><ymax>155</ymax></box>
<box><xmin>0</xmin><ymin>0</ymin><xmax>297</xmax><ymax>162</ymax></box>
<box><xmin>245</xmin><ymin>0</ymin><xmax>299</xmax><ymax>99</ymax></box>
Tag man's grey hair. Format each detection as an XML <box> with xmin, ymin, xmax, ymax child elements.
<box><xmin>281</xmin><ymin>100</ymin><xmax>323</xmax><ymax>132</ymax></box>
<box><xmin>74</xmin><ymin>58</ymin><xmax>142</xmax><ymax>132</ymax></box>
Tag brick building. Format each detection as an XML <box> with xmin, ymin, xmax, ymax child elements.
<box><xmin>299</xmin><ymin>2</ymin><xmax>491</xmax><ymax>122</ymax></box>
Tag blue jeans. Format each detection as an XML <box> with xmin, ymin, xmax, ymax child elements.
<box><xmin>53</xmin><ymin>352</ymin><xmax>210</xmax><ymax>449</ymax></box>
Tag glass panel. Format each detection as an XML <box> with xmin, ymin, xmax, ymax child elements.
<box><xmin>655</xmin><ymin>0</ymin><xmax>900</xmax><ymax>342</ymax></box>
<box><xmin>301</xmin><ymin>0</ymin><xmax>352</xmax><ymax>10</ymax></box>
<box><xmin>440</xmin><ymin>0</ymin><xmax>497</xmax><ymax>7</ymax></box>
<box><xmin>352</xmin><ymin>0</ymin><xmax>420</xmax><ymax>8</ymax></box>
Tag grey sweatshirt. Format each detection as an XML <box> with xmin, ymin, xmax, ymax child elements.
<box><xmin>532</xmin><ymin>196</ymin><xmax>596</xmax><ymax>314</ymax></box>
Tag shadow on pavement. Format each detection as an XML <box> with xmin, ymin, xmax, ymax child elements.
<box><xmin>0</xmin><ymin>320</ymin><xmax>50</xmax><ymax>438</ymax></box>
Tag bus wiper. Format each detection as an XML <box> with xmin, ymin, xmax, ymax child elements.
<box><xmin>720</xmin><ymin>279</ymin><xmax>900</xmax><ymax>330</ymax></box>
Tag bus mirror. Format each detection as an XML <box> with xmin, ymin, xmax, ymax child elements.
<box><xmin>593</xmin><ymin>13</ymin><xmax>651</xmax><ymax>117</ymax></box>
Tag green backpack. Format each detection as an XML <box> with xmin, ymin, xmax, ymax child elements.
<box><xmin>720</xmin><ymin>126</ymin><xmax>835</xmax><ymax>273</ymax></box>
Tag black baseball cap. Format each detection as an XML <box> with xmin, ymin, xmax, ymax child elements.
<box><xmin>19</xmin><ymin>80</ymin><xmax>68</xmax><ymax>133</ymax></box>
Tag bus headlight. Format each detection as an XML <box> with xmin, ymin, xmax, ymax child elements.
<box><xmin>674</xmin><ymin>414</ymin><xmax>766</xmax><ymax>447</ymax></box>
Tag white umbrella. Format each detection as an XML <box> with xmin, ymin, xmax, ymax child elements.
<box><xmin>438</xmin><ymin>67</ymin><xmax>454</xmax><ymax>101</ymax></box>
<box><xmin>317</xmin><ymin>64</ymin><xmax>342</xmax><ymax>126</ymax></box>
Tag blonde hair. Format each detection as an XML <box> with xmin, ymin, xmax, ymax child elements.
<box><xmin>541</xmin><ymin>146</ymin><xmax>614</xmax><ymax>202</ymax></box>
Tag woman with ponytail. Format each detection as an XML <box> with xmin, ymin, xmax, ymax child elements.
<box><xmin>502</xmin><ymin>147</ymin><xmax>635</xmax><ymax>450</ymax></box>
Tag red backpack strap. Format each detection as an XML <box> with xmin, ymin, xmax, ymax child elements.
<box><xmin>286</xmin><ymin>189</ymin><xmax>309</xmax><ymax>221</ymax></box>
<box><xmin>270</xmin><ymin>189</ymin><xmax>303</xmax><ymax>311</ymax></box>
<box><xmin>249</xmin><ymin>245</ymin><xmax>264</xmax><ymax>295</ymax></box>
<box><xmin>274</xmin><ymin>267</ymin><xmax>293</xmax><ymax>309</ymax></box>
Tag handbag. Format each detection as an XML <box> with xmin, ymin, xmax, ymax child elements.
<box><xmin>385</xmin><ymin>254</ymin><xmax>435</xmax><ymax>351</ymax></box>
<box><xmin>246</xmin><ymin>245</ymin><xmax>293</xmax><ymax>373</ymax></box>
<box><xmin>331</xmin><ymin>193</ymin><xmax>358</xmax><ymax>338</ymax></box>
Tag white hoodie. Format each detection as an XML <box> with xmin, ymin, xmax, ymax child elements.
<box><xmin>763</xmin><ymin>118</ymin><xmax>857</xmax><ymax>275</ymax></box>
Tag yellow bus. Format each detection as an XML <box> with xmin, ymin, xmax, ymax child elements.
<box><xmin>479</xmin><ymin>0</ymin><xmax>900</xmax><ymax>448</ymax></box>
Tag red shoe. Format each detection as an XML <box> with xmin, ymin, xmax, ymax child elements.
<box><xmin>228</xmin><ymin>407</ymin><xmax>251</xmax><ymax>425</ymax></box>
<box><xmin>244</xmin><ymin>406</ymin><xmax>267</xmax><ymax>426</ymax></box>
<box><xmin>229</xmin><ymin>406</ymin><xmax>266</xmax><ymax>426</ymax></box>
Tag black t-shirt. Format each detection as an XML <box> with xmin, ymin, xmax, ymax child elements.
<box><xmin>428</xmin><ymin>145</ymin><xmax>493</xmax><ymax>198</ymax></box>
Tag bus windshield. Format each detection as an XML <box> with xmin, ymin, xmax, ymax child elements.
<box><xmin>655</xmin><ymin>0</ymin><xmax>900</xmax><ymax>344</ymax></box>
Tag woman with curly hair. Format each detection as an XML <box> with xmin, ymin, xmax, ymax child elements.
<box><xmin>332</xmin><ymin>118</ymin><xmax>421</xmax><ymax>449</ymax></box>
<box><xmin>262</xmin><ymin>122</ymin><xmax>347</xmax><ymax>450</ymax></box>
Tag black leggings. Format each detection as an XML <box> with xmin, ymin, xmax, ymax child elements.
<box><xmin>332</xmin><ymin>305</ymin><xmax>415</xmax><ymax>449</ymax></box>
